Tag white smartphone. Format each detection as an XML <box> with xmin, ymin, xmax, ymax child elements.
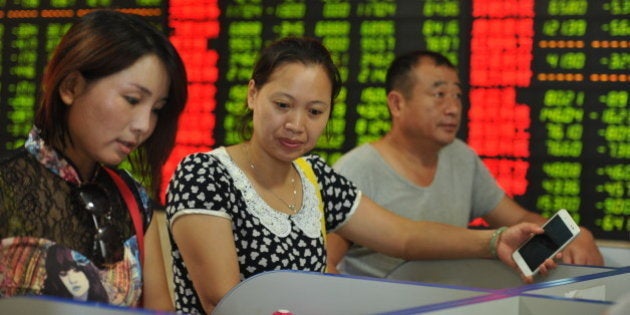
<box><xmin>512</xmin><ymin>209</ymin><xmax>581</xmax><ymax>277</ymax></box>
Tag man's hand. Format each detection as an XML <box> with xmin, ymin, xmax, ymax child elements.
<box><xmin>495</xmin><ymin>222</ymin><xmax>558</xmax><ymax>283</ymax></box>
<box><xmin>560</xmin><ymin>227</ymin><xmax>604</xmax><ymax>266</ymax></box>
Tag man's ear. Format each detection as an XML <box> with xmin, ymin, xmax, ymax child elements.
<box><xmin>387</xmin><ymin>90</ymin><xmax>405</xmax><ymax>117</ymax></box>
<box><xmin>59</xmin><ymin>71</ymin><xmax>86</xmax><ymax>106</ymax></box>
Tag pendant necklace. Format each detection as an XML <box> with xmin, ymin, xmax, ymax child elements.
<box><xmin>244</xmin><ymin>144</ymin><xmax>299</xmax><ymax>214</ymax></box>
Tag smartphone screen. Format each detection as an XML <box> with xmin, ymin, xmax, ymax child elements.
<box><xmin>518</xmin><ymin>214</ymin><xmax>575</xmax><ymax>271</ymax></box>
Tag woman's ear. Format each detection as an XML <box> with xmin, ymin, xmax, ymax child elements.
<box><xmin>59</xmin><ymin>71</ymin><xmax>86</xmax><ymax>106</ymax></box>
<box><xmin>247</xmin><ymin>79</ymin><xmax>257</xmax><ymax>110</ymax></box>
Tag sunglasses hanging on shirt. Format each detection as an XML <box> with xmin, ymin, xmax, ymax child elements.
<box><xmin>74</xmin><ymin>183</ymin><xmax>124</xmax><ymax>268</ymax></box>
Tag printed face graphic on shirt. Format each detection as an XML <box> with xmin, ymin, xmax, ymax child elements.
<box><xmin>59</xmin><ymin>267</ymin><xmax>90</xmax><ymax>300</ymax></box>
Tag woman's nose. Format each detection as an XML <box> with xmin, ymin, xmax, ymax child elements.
<box><xmin>285</xmin><ymin>110</ymin><xmax>305</xmax><ymax>133</ymax></box>
<box><xmin>130</xmin><ymin>105</ymin><xmax>153</xmax><ymax>135</ymax></box>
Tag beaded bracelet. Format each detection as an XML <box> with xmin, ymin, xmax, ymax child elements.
<box><xmin>489</xmin><ymin>226</ymin><xmax>508</xmax><ymax>258</ymax></box>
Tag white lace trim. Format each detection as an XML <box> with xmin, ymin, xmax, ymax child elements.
<box><xmin>210</xmin><ymin>147</ymin><xmax>322</xmax><ymax>239</ymax></box>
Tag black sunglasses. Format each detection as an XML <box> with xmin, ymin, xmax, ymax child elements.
<box><xmin>74</xmin><ymin>184</ymin><xmax>124</xmax><ymax>267</ymax></box>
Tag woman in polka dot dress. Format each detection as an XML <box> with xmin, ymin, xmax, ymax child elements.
<box><xmin>165</xmin><ymin>37</ymin><xmax>556</xmax><ymax>314</ymax></box>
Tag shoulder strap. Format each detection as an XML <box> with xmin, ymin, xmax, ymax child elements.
<box><xmin>103</xmin><ymin>167</ymin><xmax>145</xmax><ymax>263</ymax></box>
<box><xmin>295</xmin><ymin>157</ymin><xmax>326</xmax><ymax>245</ymax></box>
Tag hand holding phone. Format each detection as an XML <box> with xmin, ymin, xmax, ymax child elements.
<box><xmin>512</xmin><ymin>209</ymin><xmax>581</xmax><ymax>277</ymax></box>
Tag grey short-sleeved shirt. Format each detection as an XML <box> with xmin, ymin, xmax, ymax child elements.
<box><xmin>333</xmin><ymin>139</ymin><xmax>505</xmax><ymax>278</ymax></box>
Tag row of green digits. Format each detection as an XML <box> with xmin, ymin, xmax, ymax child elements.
<box><xmin>0</xmin><ymin>9</ymin><xmax>186</xmax><ymax>310</ymax></box>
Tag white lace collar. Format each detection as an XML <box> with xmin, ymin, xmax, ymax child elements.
<box><xmin>209</xmin><ymin>147</ymin><xmax>323</xmax><ymax>239</ymax></box>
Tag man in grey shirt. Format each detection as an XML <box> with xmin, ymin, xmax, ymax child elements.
<box><xmin>327</xmin><ymin>50</ymin><xmax>603</xmax><ymax>278</ymax></box>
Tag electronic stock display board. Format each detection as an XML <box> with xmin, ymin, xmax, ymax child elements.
<box><xmin>1</xmin><ymin>0</ymin><xmax>628</xmax><ymax>241</ymax></box>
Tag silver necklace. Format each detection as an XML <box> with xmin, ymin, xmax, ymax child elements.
<box><xmin>244</xmin><ymin>144</ymin><xmax>298</xmax><ymax>214</ymax></box>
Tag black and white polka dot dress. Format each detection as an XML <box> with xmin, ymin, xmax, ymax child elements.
<box><xmin>166</xmin><ymin>147</ymin><xmax>360</xmax><ymax>314</ymax></box>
